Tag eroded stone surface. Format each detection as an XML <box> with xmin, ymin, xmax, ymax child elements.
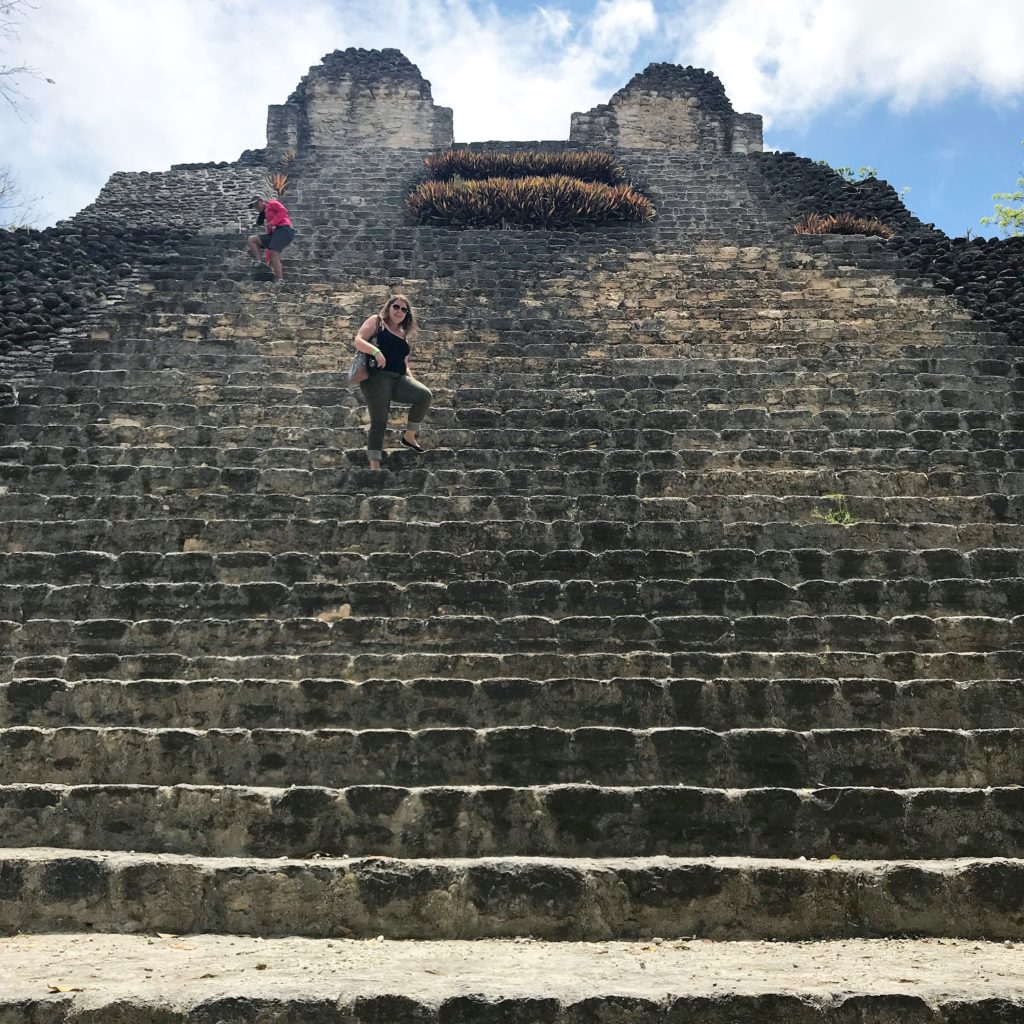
<box><xmin>1</xmin><ymin>933</ymin><xmax>1023</xmax><ymax>1021</ymax></box>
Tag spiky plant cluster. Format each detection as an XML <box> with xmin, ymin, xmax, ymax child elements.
<box><xmin>407</xmin><ymin>175</ymin><xmax>655</xmax><ymax>229</ymax></box>
<box><xmin>268</xmin><ymin>172</ymin><xmax>289</xmax><ymax>197</ymax></box>
<box><xmin>794</xmin><ymin>212</ymin><xmax>895</xmax><ymax>239</ymax></box>
<box><xmin>424</xmin><ymin>149</ymin><xmax>627</xmax><ymax>185</ymax></box>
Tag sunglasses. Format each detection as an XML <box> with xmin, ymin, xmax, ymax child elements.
<box><xmin>391</xmin><ymin>302</ymin><xmax>409</xmax><ymax>313</ymax></box>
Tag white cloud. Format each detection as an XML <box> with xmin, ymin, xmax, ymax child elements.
<box><xmin>666</xmin><ymin>0</ymin><xmax>1024</xmax><ymax>125</ymax></box>
<box><xmin>533</xmin><ymin>5</ymin><xmax>574</xmax><ymax>43</ymax></box>
<box><xmin>430</xmin><ymin>0</ymin><xmax>660</xmax><ymax>140</ymax></box>
<box><xmin>588</xmin><ymin>0</ymin><xmax>658</xmax><ymax>59</ymax></box>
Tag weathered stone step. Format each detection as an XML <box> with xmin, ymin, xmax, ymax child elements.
<box><xmin>6</xmin><ymin>413</ymin><xmax>1015</xmax><ymax>454</ymax></box>
<box><xmin>73</xmin><ymin>284</ymin><xmax>1024</xmax><ymax>320</ymax></box>
<box><xmin>1</xmin><ymin>848</ymin><xmax>1021</xmax><ymax>940</ymax></box>
<box><xmin>48</xmin><ymin>349</ymin><xmax>1018</xmax><ymax>385</ymax></box>
<box><xmin>166</xmin><ymin>265</ymin><xmax>816</xmax><ymax>293</ymax></box>
<box><xmin>1</xmin><ymin>492</ymin><xmax>1020</xmax><ymax>529</ymax></box>
<box><xmin>3</xmin><ymin>933</ymin><xmax>1020</xmax><ymax>1024</ymax></box>
<box><xmin>3</xmin><ymin>546</ymin><xmax>1019</xmax><ymax>587</ymax></box>
<box><xmin>4</xmin><ymin>493</ymin><xmax>1019</xmax><ymax>536</ymax></box>
<box><xmin>73</xmin><ymin>301</ymin><xmax>983</xmax><ymax>328</ymax></box>
<box><xmin>85</xmin><ymin>275</ymin><xmax>973</xmax><ymax>306</ymax></box>
<box><xmin>41</xmin><ymin>364</ymin><xmax>1024</xmax><ymax>392</ymax></box>
<box><xmin>6</xmin><ymin>398</ymin><xmax>1023</xmax><ymax>433</ymax></box>
<box><xmin>2</xmin><ymin>726</ymin><xmax>1021</xmax><ymax>789</ymax></box>
<box><xmin>3</xmin><ymin>516</ymin><xmax>1021</xmax><ymax>556</ymax></box>
<box><xmin>6</xmin><ymin>444</ymin><xmax>1023</xmax><ymax>477</ymax></box>
<box><xmin>2</xmin><ymin>577</ymin><xmax>1022</xmax><ymax>620</ymax></box>
<box><xmin>74</xmin><ymin>289</ymin><xmax>1000</xmax><ymax>319</ymax></box>
<box><xmin>76</xmin><ymin>270</ymin><xmax>984</xmax><ymax>299</ymax></box>
<box><xmin>142</xmin><ymin>270</ymin><xmax>968</xmax><ymax>296</ymax></box>
<box><xmin>6</xmin><ymin>423</ymin><xmax>1022</xmax><ymax>459</ymax></box>
<box><xmin>73</xmin><ymin>269</ymin><xmax>961</xmax><ymax>294</ymax></box>
<box><xmin>4</xmin><ymin>675</ymin><xmax>1022</xmax><ymax>731</ymax></box>
<box><xmin>16</xmin><ymin>380</ymin><xmax>1022</xmax><ymax>413</ymax></box>
<box><xmin>128</xmin><ymin>272</ymin><xmax>957</xmax><ymax>297</ymax></box>
<box><xmin>4</xmin><ymin>782</ymin><xmax>1024</xmax><ymax>860</ymax></box>
<box><xmin>7</xmin><ymin>651</ymin><xmax>1022</xmax><ymax>695</ymax></box>
<box><xmin>52</xmin><ymin>346</ymin><xmax>1024</xmax><ymax>377</ymax></box>
<box><xmin>9</xmin><ymin>648</ymin><xmax>1021</xmax><ymax>684</ymax></box>
<box><xmin>8</xmin><ymin>397</ymin><xmax>1021</xmax><ymax>436</ymax></box>
<box><xmin>1</xmin><ymin>613</ymin><xmax>1019</xmax><ymax>658</ymax></box>
<box><xmin>61</xmin><ymin>334</ymin><xmax>1018</xmax><ymax>369</ymax></box>
<box><xmin>2</xmin><ymin>464</ymin><xmax>1019</xmax><ymax>500</ymax></box>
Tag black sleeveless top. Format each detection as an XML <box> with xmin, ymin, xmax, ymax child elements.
<box><xmin>370</xmin><ymin>321</ymin><xmax>410</xmax><ymax>376</ymax></box>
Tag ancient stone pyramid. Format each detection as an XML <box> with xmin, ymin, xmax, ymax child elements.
<box><xmin>2</xmin><ymin>47</ymin><xmax>1024</xmax><ymax>1021</ymax></box>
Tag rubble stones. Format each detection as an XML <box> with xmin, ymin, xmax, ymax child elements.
<box><xmin>0</xmin><ymin>220</ymin><xmax>182</xmax><ymax>378</ymax></box>
<box><xmin>750</xmin><ymin>152</ymin><xmax>1024</xmax><ymax>345</ymax></box>
<box><xmin>749</xmin><ymin>151</ymin><xmax>935</xmax><ymax>238</ymax></box>
<box><xmin>894</xmin><ymin>234</ymin><xmax>1024</xmax><ymax>345</ymax></box>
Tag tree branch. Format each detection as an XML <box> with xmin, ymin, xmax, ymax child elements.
<box><xmin>0</xmin><ymin>0</ymin><xmax>40</xmax><ymax>115</ymax></box>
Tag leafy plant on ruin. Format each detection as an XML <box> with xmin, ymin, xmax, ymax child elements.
<box><xmin>425</xmin><ymin>149</ymin><xmax>627</xmax><ymax>186</ymax></box>
<box><xmin>266</xmin><ymin>148</ymin><xmax>297</xmax><ymax>198</ymax></box>
<box><xmin>814</xmin><ymin>160</ymin><xmax>911</xmax><ymax>201</ymax></box>
<box><xmin>407</xmin><ymin>175</ymin><xmax>654</xmax><ymax>229</ymax></box>
<box><xmin>793</xmin><ymin>212</ymin><xmax>895</xmax><ymax>239</ymax></box>
<box><xmin>815</xmin><ymin>160</ymin><xmax>878</xmax><ymax>183</ymax></box>
<box><xmin>980</xmin><ymin>140</ymin><xmax>1024</xmax><ymax>237</ymax></box>
<box><xmin>811</xmin><ymin>494</ymin><xmax>859</xmax><ymax>526</ymax></box>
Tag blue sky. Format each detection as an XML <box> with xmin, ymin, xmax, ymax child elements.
<box><xmin>769</xmin><ymin>96</ymin><xmax>1024</xmax><ymax>238</ymax></box>
<box><xmin>2</xmin><ymin>0</ymin><xmax>1022</xmax><ymax>236</ymax></box>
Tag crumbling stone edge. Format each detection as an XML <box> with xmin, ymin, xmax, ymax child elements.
<box><xmin>750</xmin><ymin>152</ymin><xmax>1024</xmax><ymax>345</ymax></box>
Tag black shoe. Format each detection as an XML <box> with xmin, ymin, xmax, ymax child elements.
<box><xmin>400</xmin><ymin>436</ymin><xmax>425</xmax><ymax>454</ymax></box>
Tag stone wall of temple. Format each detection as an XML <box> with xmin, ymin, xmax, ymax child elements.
<box><xmin>266</xmin><ymin>47</ymin><xmax>453</xmax><ymax>159</ymax></box>
<box><xmin>79</xmin><ymin>165</ymin><xmax>269</xmax><ymax>232</ymax></box>
<box><xmin>569</xmin><ymin>63</ymin><xmax>763</xmax><ymax>154</ymax></box>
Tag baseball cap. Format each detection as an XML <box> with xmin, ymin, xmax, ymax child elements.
<box><xmin>247</xmin><ymin>195</ymin><xmax>265</xmax><ymax>208</ymax></box>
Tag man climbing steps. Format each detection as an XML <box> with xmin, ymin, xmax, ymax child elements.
<box><xmin>246</xmin><ymin>194</ymin><xmax>295</xmax><ymax>286</ymax></box>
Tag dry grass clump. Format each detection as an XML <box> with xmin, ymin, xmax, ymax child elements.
<box><xmin>407</xmin><ymin>175</ymin><xmax>655</xmax><ymax>229</ymax></box>
<box><xmin>794</xmin><ymin>212</ymin><xmax>895</xmax><ymax>239</ymax></box>
<box><xmin>424</xmin><ymin>149</ymin><xmax>626</xmax><ymax>185</ymax></box>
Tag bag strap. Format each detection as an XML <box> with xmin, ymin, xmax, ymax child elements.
<box><xmin>355</xmin><ymin>315</ymin><xmax>382</xmax><ymax>352</ymax></box>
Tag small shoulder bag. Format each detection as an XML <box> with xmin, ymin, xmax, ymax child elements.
<box><xmin>347</xmin><ymin>316</ymin><xmax>381</xmax><ymax>387</ymax></box>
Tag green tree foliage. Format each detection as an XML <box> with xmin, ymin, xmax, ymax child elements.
<box><xmin>981</xmin><ymin>140</ymin><xmax>1024</xmax><ymax>237</ymax></box>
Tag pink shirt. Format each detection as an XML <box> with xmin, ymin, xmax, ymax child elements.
<box><xmin>263</xmin><ymin>199</ymin><xmax>292</xmax><ymax>228</ymax></box>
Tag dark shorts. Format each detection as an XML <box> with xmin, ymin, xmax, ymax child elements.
<box><xmin>259</xmin><ymin>225</ymin><xmax>295</xmax><ymax>252</ymax></box>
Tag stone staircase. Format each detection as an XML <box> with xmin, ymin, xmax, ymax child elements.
<box><xmin>2</xmin><ymin>149</ymin><xmax>1024</xmax><ymax>1020</ymax></box>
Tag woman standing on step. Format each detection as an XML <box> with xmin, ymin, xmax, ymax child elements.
<box><xmin>353</xmin><ymin>294</ymin><xmax>432</xmax><ymax>470</ymax></box>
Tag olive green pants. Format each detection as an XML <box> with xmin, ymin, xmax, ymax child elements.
<box><xmin>359</xmin><ymin>371</ymin><xmax>432</xmax><ymax>461</ymax></box>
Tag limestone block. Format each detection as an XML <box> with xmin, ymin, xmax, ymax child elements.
<box><xmin>570</xmin><ymin>62</ymin><xmax>763</xmax><ymax>154</ymax></box>
<box><xmin>266</xmin><ymin>48</ymin><xmax>453</xmax><ymax>155</ymax></box>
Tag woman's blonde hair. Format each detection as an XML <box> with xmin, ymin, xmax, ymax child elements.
<box><xmin>378</xmin><ymin>293</ymin><xmax>417</xmax><ymax>339</ymax></box>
